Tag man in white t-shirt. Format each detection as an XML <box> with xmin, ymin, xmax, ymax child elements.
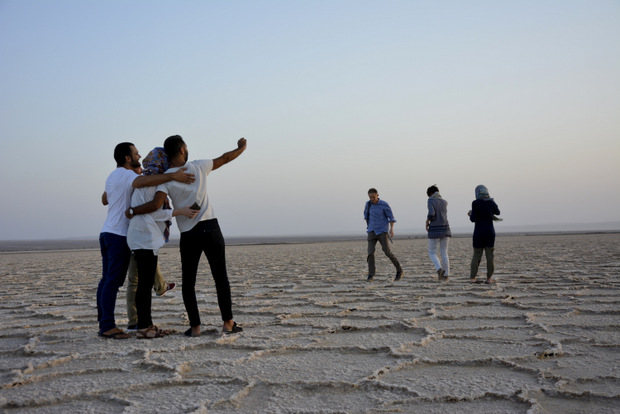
<box><xmin>98</xmin><ymin>142</ymin><xmax>195</xmax><ymax>340</ymax></box>
<box><xmin>127</xmin><ymin>135</ymin><xmax>247</xmax><ymax>337</ymax></box>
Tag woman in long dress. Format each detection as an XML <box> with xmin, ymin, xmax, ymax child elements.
<box><xmin>468</xmin><ymin>185</ymin><xmax>501</xmax><ymax>284</ymax></box>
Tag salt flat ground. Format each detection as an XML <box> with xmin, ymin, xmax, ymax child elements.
<box><xmin>1</xmin><ymin>233</ymin><xmax>619</xmax><ymax>413</ymax></box>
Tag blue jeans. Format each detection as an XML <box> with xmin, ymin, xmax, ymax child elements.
<box><xmin>428</xmin><ymin>237</ymin><xmax>450</xmax><ymax>276</ymax></box>
<box><xmin>97</xmin><ymin>232</ymin><xmax>131</xmax><ymax>333</ymax></box>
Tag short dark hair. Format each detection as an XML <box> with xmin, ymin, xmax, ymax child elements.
<box><xmin>368</xmin><ymin>188</ymin><xmax>378</xmax><ymax>194</ymax></box>
<box><xmin>426</xmin><ymin>185</ymin><xmax>439</xmax><ymax>197</ymax></box>
<box><xmin>163</xmin><ymin>135</ymin><xmax>185</xmax><ymax>159</ymax></box>
<box><xmin>114</xmin><ymin>142</ymin><xmax>134</xmax><ymax>167</ymax></box>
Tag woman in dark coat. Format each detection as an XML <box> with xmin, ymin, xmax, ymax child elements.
<box><xmin>468</xmin><ymin>185</ymin><xmax>501</xmax><ymax>284</ymax></box>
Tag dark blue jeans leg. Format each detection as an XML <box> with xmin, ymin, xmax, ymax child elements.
<box><xmin>98</xmin><ymin>232</ymin><xmax>130</xmax><ymax>333</ymax></box>
<box><xmin>97</xmin><ymin>234</ymin><xmax>107</xmax><ymax>322</ymax></box>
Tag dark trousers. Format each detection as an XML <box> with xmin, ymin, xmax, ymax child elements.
<box><xmin>471</xmin><ymin>247</ymin><xmax>495</xmax><ymax>278</ymax></box>
<box><xmin>180</xmin><ymin>219</ymin><xmax>233</xmax><ymax>327</ymax></box>
<box><xmin>97</xmin><ymin>232</ymin><xmax>131</xmax><ymax>333</ymax></box>
<box><xmin>134</xmin><ymin>249</ymin><xmax>157</xmax><ymax>329</ymax></box>
<box><xmin>367</xmin><ymin>231</ymin><xmax>402</xmax><ymax>276</ymax></box>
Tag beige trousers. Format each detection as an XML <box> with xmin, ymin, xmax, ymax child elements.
<box><xmin>126</xmin><ymin>254</ymin><xmax>167</xmax><ymax>326</ymax></box>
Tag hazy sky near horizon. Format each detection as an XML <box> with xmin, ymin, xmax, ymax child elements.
<box><xmin>1</xmin><ymin>0</ymin><xmax>619</xmax><ymax>241</ymax></box>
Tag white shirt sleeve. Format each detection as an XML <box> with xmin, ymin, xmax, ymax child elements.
<box><xmin>150</xmin><ymin>208</ymin><xmax>173</xmax><ymax>222</ymax></box>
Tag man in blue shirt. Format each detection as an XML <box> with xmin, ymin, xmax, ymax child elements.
<box><xmin>363</xmin><ymin>188</ymin><xmax>404</xmax><ymax>282</ymax></box>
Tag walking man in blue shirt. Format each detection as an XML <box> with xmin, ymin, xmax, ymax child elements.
<box><xmin>363</xmin><ymin>188</ymin><xmax>404</xmax><ymax>282</ymax></box>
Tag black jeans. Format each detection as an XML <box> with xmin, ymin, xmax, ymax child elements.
<box><xmin>180</xmin><ymin>219</ymin><xmax>233</xmax><ymax>327</ymax></box>
<box><xmin>133</xmin><ymin>249</ymin><xmax>157</xmax><ymax>329</ymax></box>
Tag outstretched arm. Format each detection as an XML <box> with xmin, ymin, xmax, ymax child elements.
<box><xmin>212</xmin><ymin>138</ymin><xmax>247</xmax><ymax>171</ymax></box>
<box><xmin>132</xmin><ymin>167</ymin><xmax>195</xmax><ymax>188</ymax></box>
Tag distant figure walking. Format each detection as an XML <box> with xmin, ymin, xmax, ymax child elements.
<box><xmin>425</xmin><ymin>185</ymin><xmax>451</xmax><ymax>281</ymax></box>
<box><xmin>363</xmin><ymin>188</ymin><xmax>404</xmax><ymax>282</ymax></box>
<box><xmin>468</xmin><ymin>185</ymin><xmax>501</xmax><ymax>284</ymax></box>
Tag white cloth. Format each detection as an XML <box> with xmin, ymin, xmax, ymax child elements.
<box><xmin>156</xmin><ymin>159</ymin><xmax>214</xmax><ymax>233</ymax></box>
<box><xmin>101</xmin><ymin>167</ymin><xmax>138</xmax><ymax>236</ymax></box>
<box><xmin>127</xmin><ymin>186</ymin><xmax>173</xmax><ymax>255</ymax></box>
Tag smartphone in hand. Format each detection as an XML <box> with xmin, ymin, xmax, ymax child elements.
<box><xmin>190</xmin><ymin>202</ymin><xmax>201</xmax><ymax>210</ymax></box>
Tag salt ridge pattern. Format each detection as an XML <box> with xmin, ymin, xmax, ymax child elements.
<box><xmin>1</xmin><ymin>233</ymin><xmax>619</xmax><ymax>413</ymax></box>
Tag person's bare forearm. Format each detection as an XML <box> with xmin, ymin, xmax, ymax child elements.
<box><xmin>125</xmin><ymin>191</ymin><xmax>167</xmax><ymax>218</ymax></box>
<box><xmin>213</xmin><ymin>138</ymin><xmax>247</xmax><ymax>170</ymax></box>
<box><xmin>221</xmin><ymin>146</ymin><xmax>244</xmax><ymax>163</ymax></box>
<box><xmin>132</xmin><ymin>167</ymin><xmax>195</xmax><ymax>188</ymax></box>
<box><xmin>173</xmin><ymin>206</ymin><xmax>199</xmax><ymax>218</ymax></box>
<box><xmin>131</xmin><ymin>200</ymin><xmax>161</xmax><ymax>215</ymax></box>
<box><xmin>132</xmin><ymin>174</ymin><xmax>174</xmax><ymax>189</ymax></box>
<box><xmin>133</xmin><ymin>175</ymin><xmax>163</xmax><ymax>188</ymax></box>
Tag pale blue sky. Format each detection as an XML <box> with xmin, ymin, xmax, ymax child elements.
<box><xmin>1</xmin><ymin>0</ymin><xmax>618</xmax><ymax>240</ymax></box>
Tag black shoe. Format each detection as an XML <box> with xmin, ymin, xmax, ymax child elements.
<box><xmin>366</xmin><ymin>274</ymin><xmax>374</xmax><ymax>282</ymax></box>
<box><xmin>394</xmin><ymin>270</ymin><xmax>404</xmax><ymax>281</ymax></box>
<box><xmin>184</xmin><ymin>327</ymin><xmax>201</xmax><ymax>337</ymax></box>
<box><xmin>223</xmin><ymin>322</ymin><xmax>243</xmax><ymax>335</ymax></box>
<box><xmin>437</xmin><ymin>269</ymin><xmax>445</xmax><ymax>280</ymax></box>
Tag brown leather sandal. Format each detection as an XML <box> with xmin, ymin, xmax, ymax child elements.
<box><xmin>99</xmin><ymin>327</ymin><xmax>130</xmax><ymax>340</ymax></box>
<box><xmin>136</xmin><ymin>325</ymin><xmax>167</xmax><ymax>339</ymax></box>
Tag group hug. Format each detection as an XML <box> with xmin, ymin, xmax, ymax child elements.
<box><xmin>97</xmin><ymin>136</ymin><xmax>247</xmax><ymax>340</ymax></box>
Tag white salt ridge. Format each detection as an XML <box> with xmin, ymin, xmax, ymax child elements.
<box><xmin>1</xmin><ymin>233</ymin><xmax>619</xmax><ymax>413</ymax></box>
